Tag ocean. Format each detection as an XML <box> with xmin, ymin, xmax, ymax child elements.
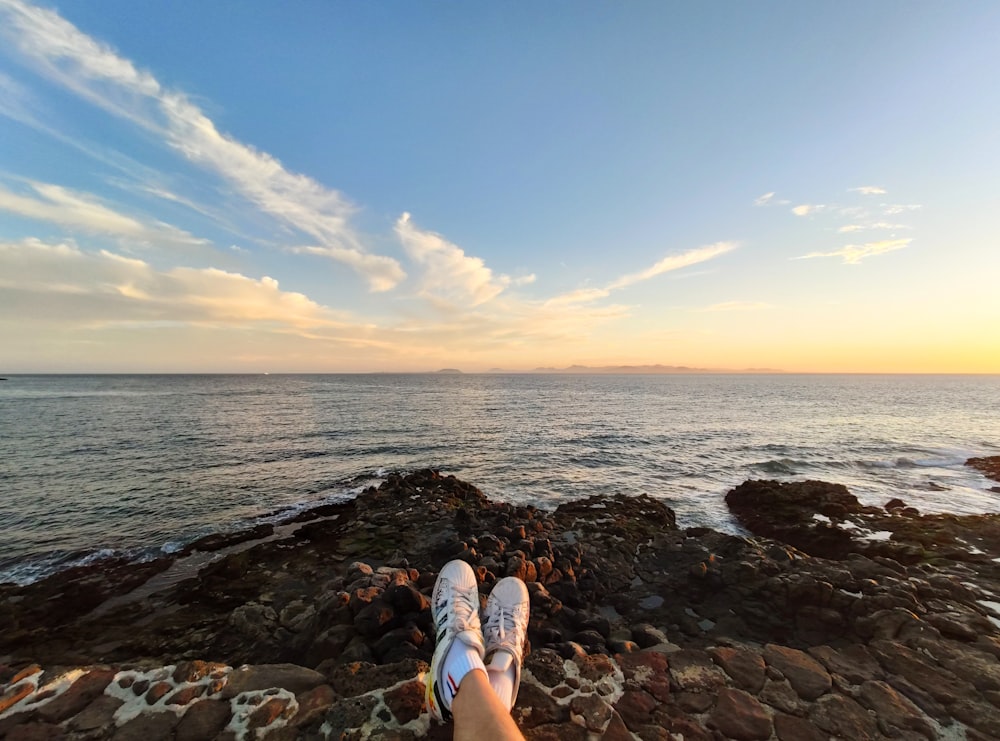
<box><xmin>1</xmin><ymin>373</ymin><xmax>998</xmax><ymax>586</ymax></box>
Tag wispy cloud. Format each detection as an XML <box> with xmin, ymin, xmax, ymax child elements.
<box><xmin>798</xmin><ymin>238</ymin><xmax>912</xmax><ymax>265</ymax></box>
<box><xmin>838</xmin><ymin>222</ymin><xmax>910</xmax><ymax>233</ymax></box>
<box><xmin>792</xmin><ymin>204</ymin><xmax>825</xmax><ymax>217</ymax></box>
<box><xmin>0</xmin><ymin>179</ymin><xmax>207</xmax><ymax>246</ymax></box>
<box><xmin>607</xmin><ymin>242</ymin><xmax>737</xmax><ymax>290</ymax></box>
<box><xmin>394</xmin><ymin>213</ymin><xmax>518</xmax><ymax>307</ymax></box>
<box><xmin>755</xmin><ymin>192</ymin><xmax>775</xmax><ymax>206</ymax></box>
<box><xmin>0</xmin><ymin>0</ymin><xmax>404</xmax><ymax>291</ymax></box>
<box><xmin>850</xmin><ymin>185</ymin><xmax>887</xmax><ymax>195</ymax></box>
<box><xmin>881</xmin><ymin>204</ymin><xmax>922</xmax><ymax>216</ymax></box>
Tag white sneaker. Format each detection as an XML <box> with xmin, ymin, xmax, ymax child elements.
<box><xmin>426</xmin><ymin>560</ymin><xmax>485</xmax><ymax>721</ymax></box>
<box><xmin>483</xmin><ymin>576</ymin><xmax>530</xmax><ymax>708</ymax></box>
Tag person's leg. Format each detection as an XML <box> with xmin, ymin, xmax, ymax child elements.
<box><xmin>452</xmin><ymin>669</ymin><xmax>526</xmax><ymax>741</ymax></box>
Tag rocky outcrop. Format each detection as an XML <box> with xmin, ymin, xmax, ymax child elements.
<box><xmin>3</xmin><ymin>469</ymin><xmax>1000</xmax><ymax>739</ymax></box>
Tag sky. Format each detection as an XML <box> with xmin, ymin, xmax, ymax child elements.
<box><xmin>0</xmin><ymin>1</ymin><xmax>998</xmax><ymax>373</ymax></box>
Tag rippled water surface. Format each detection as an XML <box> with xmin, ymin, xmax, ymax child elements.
<box><xmin>2</xmin><ymin>373</ymin><xmax>999</xmax><ymax>584</ymax></box>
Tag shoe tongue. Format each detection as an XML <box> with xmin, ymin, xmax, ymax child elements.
<box><xmin>456</xmin><ymin>629</ymin><xmax>484</xmax><ymax>649</ymax></box>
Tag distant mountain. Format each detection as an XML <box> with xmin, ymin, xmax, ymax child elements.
<box><xmin>435</xmin><ymin>368</ymin><xmax>463</xmax><ymax>374</ymax></box>
<box><xmin>531</xmin><ymin>364</ymin><xmax>783</xmax><ymax>374</ymax></box>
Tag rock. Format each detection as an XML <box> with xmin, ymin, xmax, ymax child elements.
<box><xmin>322</xmin><ymin>695</ymin><xmax>378</xmax><ymax>737</ymax></box>
<box><xmin>612</xmin><ymin>689</ymin><xmax>657</xmax><ymax>731</ymax></box>
<box><xmin>175</xmin><ymin>699</ymin><xmax>233</xmax><ymax>741</ymax></box>
<box><xmin>668</xmin><ymin>649</ymin><xmax>726</xmax><ymax>693</ymax></box>
<box><xmin>809</xmin><ymin>693</ymin><xmax>879</xmax><ymax>740</ymax></box>
<box><xmin>220</xmin><ymin>664</ymin><xmax>325</xmax><ymax>698</ymax></box>
<box><xmin>172</xmin><ymin>661</ymin><xmax>227</xmax><ymax>684</ymax></box>
<box><xmin>524</xmin><ymin>649</ymin><xmax>566</xmax><ymax>688</ymax></box>
<box><xmin>773</xmin><ymin>713</ymin><xmax>828</xmax><ymax>741</ymax></box>
<box><xmin>569</xmin><ymin>694</ymin><xmax>613</xmax><ymax>732</ymax></box>
<box><xmin>4</xmin><ymin>722</ymin><xmax>66</xmax><ymax>741</ymax></box>
<box><xmin>288</xmin><ymin>684</ymin><xmax>336</xmax><ymax>729</ymax></box>
<box><xmin>0</xmin><ymin>682</ymin><xmax>34</xmax><ymax>715</ymax></box>
<box><xmin>858</xmin><ymin>680</ymin><xmax>935</xmax><ymax>739</ymax></box>
<box><xmin>807</xmin><ymin>644</ymin><xmax>883</xmax><ymax>684</ymax></box>
<box><xmin>36</xmin><ymin>668</ymin><xmax>116</xmax><ymax>723</ymax></box>
<box><xmin>110</xmin><ymin>712</ymin><xmax>179</xmax><ymax>741</ymax></box>
<box><xmin>708</xmin><ymin>646</ymin><xmax>766</xmax><ymax>693</ymax></box>
<box><xmin>68</xmin><ymin>695</ymin><xmax>124</xmax><ymax>732</ymax></box>
<box><xmin>511</xmin><ymin>682</ymin><xmax>566</xmax><ymax>728</ymax></box>
<box><xmin>248</xmin><ymin>697</ymin><xmax>292</xmax><ymax>730</ymax></box>
<box><xmin>327</xmin><ymin>660</ymin><xmax>427</xmax><ymax>697</ymax></box>
<box><xmin>708</xmin><ymin>688</ymin><xmax>773</xmax><ymax>740</ymax></box>
<box><xmin>763</xmin><ymin>644</ymin><xmax>831</xmax><ymax>700</ymax></box>
<box><xmin>384</xmin><ymin>678</ymin><xmax>425</xmax><ymax>724</ymax></box>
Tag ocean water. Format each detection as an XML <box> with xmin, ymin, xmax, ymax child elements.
<box><xmin>1</xmin><ymin>373</ymin><xmax>999</xmax><ymax>586</ymax></box>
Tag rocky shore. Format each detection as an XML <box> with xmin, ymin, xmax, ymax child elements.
<box><xmin>3</xmin><ymin>459</ymin><xmax>1000</xmax><ymax>740</ymax></box>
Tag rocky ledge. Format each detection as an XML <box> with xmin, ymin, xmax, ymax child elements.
<box><xmin>2</xmin><ymin>459</ymin><xmax>1000</xmax><ymax>740</ymax></box>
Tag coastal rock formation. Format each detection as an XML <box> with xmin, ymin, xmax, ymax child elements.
<box><xmin>3</xmin><ymin>469</ymin><xmax>1000</xmax><ymax>739</ymax></box>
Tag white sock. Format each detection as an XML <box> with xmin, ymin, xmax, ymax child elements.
<box><xmin>441</xmin><ymin>637</ymin><xmax>486</xmax><ymax>710</ymax></box>
<box><xmin>486</xmin><ymin>651</ymin><xmax>517</xmax><ymax>709</ymax></box>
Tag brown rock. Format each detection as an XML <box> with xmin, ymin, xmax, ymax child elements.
<box><xmin>172</xmin><ymin>661</ymin><xmax>228</xmax><ymax>684</ymax></box>
<box><xmin>570</xmin><ymin>694</ymin><xmax>613</xmax><ymax>732</ymax></box>
<box><xmin>523</xmin><ymin>649</ymin><xmax>566</xmax><ymax>688</ymax></box>
<box><xmin>616</xmin><ymin>650</ymin><xmax>669</xmax><ymax>698</ymax></box>
<box><xmin>5</xmin><ymin>722</ymin><xmax>66</xmax><ymax>741</ymax></box>
<box><xmin>289</xmin><ymin>684</ymin><xmax>336</xmax><ymax>728</ymax></box>
<box><xmin>600</xmin><ymin>710</ymin><xmax>631</xmax><ymax>741</ymax></box>
<box><xmin>858</xmin><ymin>680</ymin><xmax>935</xmax><ymax>739</ymax></box>
<box><xmin>511</xmin><ymin>683</ymin><xmax>566</xmax><ymax>728</ymax></box>
<box><xmin>9</xmin><ymin>666</ymin><xmax>42</xmax><ymax>684</ymax></box>
<box><xmin>613</xmin><ymin>689</ymin><xmax>657</xmax><ymax>731</ymax></box>
<box><xmin>708</xmin><ymin>646</ymin><xmax>766</xmax><ymax>693</ymax></box>
<box><xmin>323</xmin><ymin>694</ymin><xmax>378</xmax><ymax>737</ymax></box>
<box><xmin>174</xmin><ymin>699</ymin><xmax>233</xmax><ymax>741</ymax></box>
<box><xmin>810</xmin><ymin>693</ymin><xmax>879</xmax><ymax>740</ymax></box>
<box><xmin>0</xmin><ymin>682</ymin><xmax>34</xmax><ymax>715</ymax></box>
<box><xmin>950</xmin><ymin>696</ymin><xmax>1000</xmax><ymax>737</ymax></box>
<box><xmin>220</xmin><ymin>664</ymin><xmax>325</xmax><ymax>698</ymax></box>
<box><xmin>145</xmin><ymin>681</ymin><xmax>172</xmax><ymax>704</ymax></box>
<box><xmin>675</xmin><ymin>691</ymin><xmax>714</xmax><ymax>713</ymax></box>
<box><xmin>808</xmin><ymin>644</ymin><xmax>883</xmax><ymax>684</ymax></box>
<box><xmin>248</xmin><ymin>697</ymin><xmax>291</xmax><ymax>730</ymax></box>
<box><xmin>111</xmin><ymin>712</ymin><xmax>179</xmax><ymax>741</ymax></box>
<box><xmin>759</xmin><ymin>679</ymin><xmax>808</xmax><ymax>716</ymax></box>
<box><xmin>668</xmin><ymin>649</ymin><xmax>726</xmax><ymax>693</ymax></box>
<box><xmin>68</xmin><ymin>695</ymin><xmax>124</xmax><ymax>732</ymax></box>
<box><xmin>523</xmin><ymin>722</ymin><xmax>587</xmax><ymax>740</ymax></box>
<box><xmin>327</xmin><ymin>660</ymin><xmax>427</xmax><ymax>697</ymax></box>
<box><xmin>573</xmin><ymin>653</ymin><xmax>616</xmax><ymax>682</ymax></box>
<box><xmin>164</xmin><ymin>685</ymin><xmax>206</xmax><ymax>706</ymax></box>
<box><xmin>384</xmin><ymin>679</ymin><xmax>424</xmax><ymax>725</ymax></box>
<box><xmin>763</xmin><ymin>644</ymin><xmax>831</xmax><ymax>700</ymax></box>
<box><xmin>709</xmin><ymin>688</ymin><xmax>773</xmax><ymax>740</ymax></box>
<box><xmin>773</xmin><ymin>713</ymin><xmax>827</xmax><ymax>741</ymax></box>
<box><xmin>870</xmin><ymin>639</ymin><xmax>975</xmax><ymax>704</ymax></box>
<box><xmin>36</xmin><ymin>669</ymin><xmax>116</xmax><ymax>723</ymax></box>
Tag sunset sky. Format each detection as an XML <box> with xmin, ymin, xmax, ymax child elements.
<box><xmin>0</xmin><ymin>0</ymin><xmax>998</xmax><ymax>373</ymax></box>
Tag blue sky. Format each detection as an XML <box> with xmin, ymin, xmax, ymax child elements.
<box><xmin>0</xmin><ymin>0</ymin><xmax>998</xmax><ymax>372</ymax></box>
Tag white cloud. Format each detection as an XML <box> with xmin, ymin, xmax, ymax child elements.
<box><xmin>0</xmin><ymin>0</ymin><xmax>404</xmax><ymax>291</ymax></box>
<box><xmin>394</xmin><ymin>213</ymin><xmax>512</xmax><ymax>307</ymax></box>
<box><xmin>607</xmin><ymin>242</ymin><xmax>737</xmax><ymax>290</ymax></box>
<box><xmin>755</xmin><ymin>192</ymin><xmax>775</xmax><ymax>206</ymax></box>
<box><xmin>838</xmin><ymin>222</ymin><xmax>910</xmax><ymax>233</ymax></box>
<box><xmin>838</xmin><ymin>224</ymin><xmax>865</xmax><ymax>233</ymax></box>
<box><xmin>0</xmin><ymin>179</ymin><xmax>207</xmax><ymax>246</ymax></box>
<box><xmin>792</xmin><ymin>204</ymin><xmax>825</xmax><ymax>217</ymax></box>
<box><xmin>850</xmin><ymin>186</ymin><xmax>887</xmax><ymax>195</ymax></box>
<box><xmin>798</xmin><ymin>238</ymin><xmax>912</xmax><ymax>265</ymax></box>
<box><xmin>0</xmin><ymin>237</ymin><xmax>355</xmax><ymax>330</ymax></box>
<box><xmin>882</xmin><ymin>204</ymin><xmax>922</xmax><ymax>216</ymax></box>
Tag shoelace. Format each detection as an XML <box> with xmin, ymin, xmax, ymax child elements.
<box><xmin>487</xmin><ymin>604</ymin><xmax>523</xmax><ymax>648</ymax></box>
<box><xmin>437</xmin><ymin>579</ymin><xmax>479</xmax><ymax>634</ymax></box>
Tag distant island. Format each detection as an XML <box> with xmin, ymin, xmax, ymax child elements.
<box><xmin>530</xmin><ymin>364</ymin><xmax>783</xmax><ymax>374</ymax></box>
<box><xmin>434</xmin><ymin>368</ymin><xmax>463</xmax><ymax>374</ymax></box>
